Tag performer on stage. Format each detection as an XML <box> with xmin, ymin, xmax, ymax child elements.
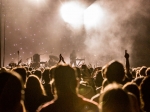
<box><xmin>70</xmin><ymin>50</ymin><xmax>77</xmax><ymax>66</ymax></box>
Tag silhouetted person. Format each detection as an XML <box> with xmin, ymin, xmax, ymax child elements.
<box><xmin>42</xmin><ymin>68</ymin><xmax>54</xmax><ymax>100</ymax></box>
<box><xmin>92</xmin><ymin>60</ymin><xmax>125</xmax><ymax>103</ymax></box>
<box><xmin>0</xmin><ymin>71</ymin><xmax>26</xmax><ymax>112</ymax></box>
<box><xmin>37</xmin><ymin>64</ymin><xmax>99</xmax><ymax>112</ymax></box>
<box><xmin>123</xmin><ymin>82</ymin><xmax>142</xmax><ymax>112</ymax></box>
<box><xmin>99</xmin><ymin>83</ymin><xmax>132</xmax><ymax>112</ymax></box>
<box><xmin>124</xmin><ymin>50</ymin><xmax>133</xmax><ymax>81</ymax></box>
<box><xmin>105</xmin><ymin>60</ymin><xmax>125</xmax><ymax>84</ymax></box>
<box><xmin>70</xmin><ymin>50</ymin><xmax>77</xmax><ymax>66</ymax></box>
<box><xmin>25</xmin><ymin>75</ymin><xmax>50</xmax><ymax>112</ymax></box>
<box><xmin>58</xmin><ymin>54</ymin><xmax>66</xmax><ymax>64</ymax></box>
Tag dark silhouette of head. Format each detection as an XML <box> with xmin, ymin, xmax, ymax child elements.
<box><xmin>104</xmin><ymin>60</ymin><xmax>125</xmax><ymax>83</ymax></box>
<box><xmin>123</xmin><ymin>82</ymin><xmax>141</xmax><ymax>108</ymax></box>
<box><xmin>12</xmin><ymin>67</ymin><xmax>27</xmax><ymax>84</ymax></box>
<box><xmin>100</xmin><ymin>83</ymin><xmax>131</xmax><ymax>112</ymax></box>
<box><xmin>145</xmin><ymin>67</ymin><xmax>150</xmax><ymax>76</ymax></box>
<box><xmin>139</xmin><ymin>66</ymin><xmax>147</xmax><ymax>76</ymax></box>
<box><xmin>28</xmin><ymin>67</ymin><xmax>33</xmax><ymax>71</ymax></box>
<box><xmin>133</xmin><ymin>76</ymin><xmax>144</xmax><ymax>87</ymax></box>
<box><xmin>26</xmin><ymin>75</ymin><xmax>46</xmax><ymax>95</ymax></box>
<box><xmin>0</xmin><ymin>71</ymin><xmax>25</xmax><ymax>112</ymax></box>
<box><xmin>52</xmin><ymin>64</ymin><xmax>78</xmax><ymax>96</ymax></box>
<box><xmin>131</xmin><ymin>68</ymin><xmax>137</xmax><ymax>78</ymax></box>
<box><xmin>25</xmin><ymin>75</ymin><xmax>47</xmax><ymax>112</ymax></box>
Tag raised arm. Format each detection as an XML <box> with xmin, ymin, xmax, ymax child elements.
<box><xmin>124</xmin><ymin>50</ymin><xmax>132</xmax><ymax>79</ymax></box>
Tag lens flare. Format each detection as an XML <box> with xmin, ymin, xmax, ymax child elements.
<box><xmin>60</xmin><ymin>2</ymin><xmax>85</xmax><ymax>27</ymax></box>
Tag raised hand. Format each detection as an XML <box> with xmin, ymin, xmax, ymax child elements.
<box><xmin>124</xmin><ymin>50</ymin><xmax>129</xmax><ymax>59</ymax></box>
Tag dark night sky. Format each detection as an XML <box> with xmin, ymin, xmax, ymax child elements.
<box><xmin>1</xmin><ymin>0</ymin><xmax>150</xmax><ymax>67</ymax></box>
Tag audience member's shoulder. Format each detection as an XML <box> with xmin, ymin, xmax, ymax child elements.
<box><xmin>79</xmin><ymin>96</ymin><xmax>100</xmax><ymax>112</ymax></box>
<box><xmin>91</xmin><ymin>93</ymin><xmax>100</xmax><ymax>103</ymax></box>
<box><xmin>36</xmin><ymin>100</ymin><xmax>55</xmax><ymax>112</ymax></box>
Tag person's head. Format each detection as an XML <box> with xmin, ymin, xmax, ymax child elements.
<box><xmin>100</xmin><ymin>83</ymin><xmax>131</xmax><ymax>112</ymax></box>
<box><xmin>12</xmin><ymin>67</ymin><xmax>27</xmax><ymax>84</ymax></box>
<box><xmin>145</xmin><ymin>67</ymin><xmax>150</xmax><ymax>76</ymax></box>
<box><xmin>123</xmin><ymin>82</ymin><xmax>141</xmax><ymax>107</ymax></box>
<box><xmin>0</xmin><ymin>71</ymin><xmax>25</xmax><ymax>112</ymax></box>
<box><xmin>133</xmin><ymin>76</ymin><xmax>144</xmax><ymax>87</ymax></box>
<box><xmin>26</xmin><ymin>75</ymin><xmax>46</xmax><ymax>96</ymax></box>
<box><xmin>131</xmin><ymin>68</ymin><xmax>137</xmax><ymax>78</ymax></box>
<box><xmin>28</xmin><ymin>67</ymin><xmax>33</xmax><ymax>71</ymax></box>
<box><xmin>139</xmin><ymin>66</ymin><xmax>147</xmax><ymax>76</ymax></box>
<box><xmin>51</xmin><ymin>64</ymin><xmax>78</xmax><ymax>95</ymax></box>
<box><xmin>104</xmin><ymin>60</ymin><xmax>125</xmax><ymax>83</ymax></box>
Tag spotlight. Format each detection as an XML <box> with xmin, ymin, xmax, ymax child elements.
<box><xmin>60</xmin><ymin>0</ymin><xmax>96</xmax><ymax>7</ymax></box>
<box><xmin>84</xmin><ymin>4</ymin><xmax>105</xmax><ymax>28</ymax></box>
<box><xmin>60</xmin><ymin>1</ymin><xmax>85</xmax><ymax>27</ymax></box>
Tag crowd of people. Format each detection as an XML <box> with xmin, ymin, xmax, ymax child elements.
<box><xmin>0</xmin><ymin>51</ymin><xmax>150</xmax><ymax>112</ymax></box>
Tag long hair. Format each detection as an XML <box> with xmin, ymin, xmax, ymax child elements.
<box><xmin>25</xmin><ymin>75</ymin><xmax>46</xmax><ymax>96</ymax></box>
<box><xmin>0</xmin><ymin>71</ymin><xmax>25</xmax><ymax>112</ymax></box>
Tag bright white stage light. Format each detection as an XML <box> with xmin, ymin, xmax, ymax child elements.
<box><xmin>60</xmin><ymin>2</ymin><xmax>85</xmax><ymax>27</ymax></box>
<box><xmin>84</xmin><ymin>4</ymin><xmax>105</xmax><ymax>28</ymax></box>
